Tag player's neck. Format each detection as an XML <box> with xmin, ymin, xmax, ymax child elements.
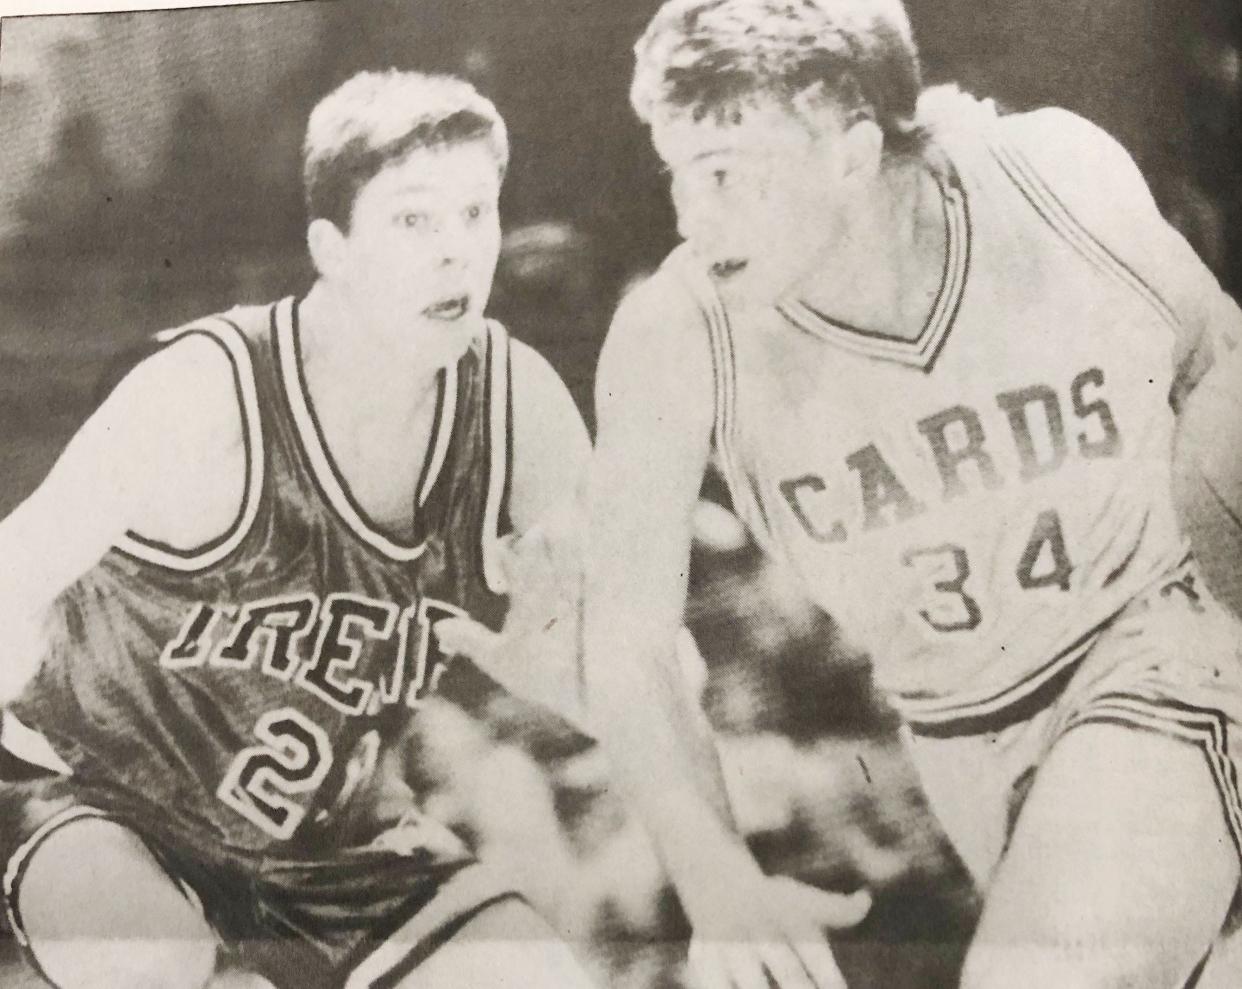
<box><xmin>298</xmin><ymin>284</ymin><xmax>443</xmax><ymax>414</ymax></box>
<box><xmin>792</xmin><ymin>157</ymin><xmax>945</xmax><ymax>339</ymax></box>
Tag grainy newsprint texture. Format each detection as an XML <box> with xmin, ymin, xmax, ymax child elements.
<box><xmin>0</xmin><ymin>2</ymin><xmax>1239</xmax><ymax>988</ymax></box>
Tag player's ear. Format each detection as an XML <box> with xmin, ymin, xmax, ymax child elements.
<box><xmin>307</xmin><ymin>217</ymin><xmax>347</xmax><ymax>279</ymax></box>
<box><xmin>840</xmin><ymin>112</ymin><xmax>884</xmax><ymax>182</ymax></box>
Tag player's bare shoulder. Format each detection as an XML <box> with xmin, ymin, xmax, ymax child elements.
<box><xmin>100</xmin><ymin>326</ymin><xmax>249</xmax><ymax>549</ymax></box>
<box><xmin>596</xmin><ymin>258</ymin><xmax>716</xmax><ymax>439</ymax></box>
<box><xmin>993</xmin><ymin>105</ymin><xmax>1154</xmax><ymax>238</ymax></box>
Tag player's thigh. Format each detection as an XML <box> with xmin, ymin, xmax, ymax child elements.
<box><xmin>961</xmin><ymin>724</ymin><xmax>1238</xmax><ymax>989</ymax></box>
<box><xmin>392</xmin><ymin>895</ymin><xmax>596</xmax><ymax>989</ymax></box>
<box><xmin>18</xmin><ymin>816</ymin><xmax>218</xmax><ymax>989</ymax></box>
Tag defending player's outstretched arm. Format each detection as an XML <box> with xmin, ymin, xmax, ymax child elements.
<box><xmin>433</xmin><ymin>335</ymin><xmax>591</xmax><ymax>727</ymax></box>
<box><xmin>0</xmin><ymin>335</ymin><xmax>245</xmax><ymax>701</ymax></box>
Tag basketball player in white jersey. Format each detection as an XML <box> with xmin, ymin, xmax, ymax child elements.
<box><xmin>577</xmin><ymin>1</ymin><xmax>1242</xmax><ymax>987</ymax></box>
<box><xmin>0</xmin><ymin>71</ymin><xmax>593</xmax><ymax>989</ymax></box>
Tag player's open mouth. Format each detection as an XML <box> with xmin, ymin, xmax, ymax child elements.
<box><xmin>423</xmin><ymin>295</ymin><xmax>471</xmax><ymax>321</ymax></box>
<box><xmin>710</xmin><ymin>258</ymin><xmax>749</xmax><ymax>280</ymax></box>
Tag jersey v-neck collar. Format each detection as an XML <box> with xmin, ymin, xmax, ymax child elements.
<box><xmin>776</xmin><ymin>163</ymin><xmax>971</xmax><ymax>372</ymax></box>
<box><xmin>272</xmin><ymin>296</ymin><xmax>456</xmax><ymax>561</ymax></box>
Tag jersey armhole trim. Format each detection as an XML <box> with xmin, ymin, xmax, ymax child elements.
<box><xmin>988</xmin><ymin>139</ymin><xmax>1182</xmax><ymax>339</ymax></box>
<box><xmin>669</xmin><ymin>250</ymin><xmax>779</xmax><ymax>553</ymax></box>
<box><xmin>481</xmin><ymin>320</ymin><xmax>511</xmax><ymax>594</ymax></box>
<box><xmin>115</xmin><ymin>317</ymin><xmax>265</xmax><ymax>573</ymax></box>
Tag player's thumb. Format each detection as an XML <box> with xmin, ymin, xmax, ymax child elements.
<box><xmin>434</xmin><ymin>616</ymin><xmax>501</xmax><ymax>664</ymax></box>
<box><xmin>778</xmin><ymin>877</ymin><xmax>872</xmax><ymax>930</ymax></box>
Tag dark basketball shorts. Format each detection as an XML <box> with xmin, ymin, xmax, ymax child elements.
<box><xmin>0</xmin><ymin>767</ymin><xmax>519</xmax><ymax>989</ymax></box>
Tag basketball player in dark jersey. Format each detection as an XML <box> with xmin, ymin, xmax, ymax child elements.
<box><xmin>0</xmin><ymin>70</ymin><xmax>594</xmax><ymax>989</ymax></box>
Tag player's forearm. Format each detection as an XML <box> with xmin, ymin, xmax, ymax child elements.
<box><xmin>584</xmin><ymin>599</ymin><xmax>762</xmax><ymax>905</ymax></box>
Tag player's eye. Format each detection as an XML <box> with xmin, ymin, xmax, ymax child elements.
<box><xmin>712</xmin><ymin>169</ymin><xmax>730</xmax><ymax>189</ymax></box>
<box><xmin>397</xmin><ymin>211</ymin><xmax>430</xmax><ymax>230</ymax></box>
<box><xmin>464</xmin><ymin>203</ymin><xmax>487</xmax><ymax>222</ymax></box>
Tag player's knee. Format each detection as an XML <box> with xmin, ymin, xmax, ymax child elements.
<box><xmin>406</xmin><ymin>896</ymin><xmax>596</xmax><ymax>989</ymax></box>
<box><xmin>19</xmin><ymin>817</ymin><xmax>218</xmax><ymax>989</ymax></box>
<box><xmin>960</xmin><ymin>939</ymin><xmax>1189</xmax><ymax>989</ymax></box>
<box><xmin>32</xmin><ymin>935</ymin><xmax>217</xmax><ymax>989</ymax></box>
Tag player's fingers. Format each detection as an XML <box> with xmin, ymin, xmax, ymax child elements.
<box><xmin>687</xmin><ymin>940</ymin><xmax>733</xmax><ymax>989</ymax></box>
<box><xmin>790</xmin><ymin>937</ymin><xmax>847</xmax><ymax>989</ymax></box>
<box><xmin>777</xmin><ymin>878</ymin><xmax>871</xmax><ymax>930</ymax></box>
<box><xmin>756</xmin><ymin>942</ymin><xmax>816</xmax><ymax>989</ymax></box>
<box><xmin>433</xmin><ymin>616</ymin><xmax>501</xmax><ymax>663</ymax></box>
<box><xmin>722</xmin><ymin>943</ymin><xmax>779</xmax><ymax>989</ymax></box>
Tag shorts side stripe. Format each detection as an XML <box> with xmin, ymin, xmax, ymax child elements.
<box><xmin>1061</xmin><ymin>693</ymin><xmax>1242</xmax><ymax>863</ymax></box>
<box><xmin>343</xmin><ymin>863</ymin><xmax>518</xmax><ymax>989</ymax></box>
<box><xmin>897</xmin><ymin>617</ymin><xmax>1110</xmax><ymax>733</ymax></box>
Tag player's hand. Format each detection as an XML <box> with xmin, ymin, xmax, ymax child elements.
<box><xmin>684</xmin><ymin>870</ymin><xmax>869</xmax><ymax>989</ymax></box>
<box><xmin>434</xmin><ymin>522</ymin><xmax>587</xmax><ymax>728</ymax></box>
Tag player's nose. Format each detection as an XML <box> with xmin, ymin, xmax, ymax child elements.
<box><xmin>433</xmin><ymin>218</ymin><xmax>479</xmax><ymax>268</ymax></box>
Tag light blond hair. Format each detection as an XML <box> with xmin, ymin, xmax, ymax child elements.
<box><xmin>632</xmin><ymin>0</ymin><xmax>924</xmax><ymax>155</ymax></box>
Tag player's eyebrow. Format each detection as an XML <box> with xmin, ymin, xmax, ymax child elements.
<box><xmin>386</xmin><ymin>183</ymin><xmax>437</xmax><ymax>197</ymax></box>
<box><xmin>386</xmin><ymin>182</ymin><xmax>495</xmax><ymax>199</ymax></box>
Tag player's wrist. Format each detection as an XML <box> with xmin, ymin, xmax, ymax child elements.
<box><xmin>665</xmin><ymin>828</ymin><xmax>766</xmax><ymax>920</ymax></box>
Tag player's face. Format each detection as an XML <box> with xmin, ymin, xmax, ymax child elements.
<box><xmin>332</xmin><ymin>140</ymin><xmax>502</xmax><ymax>363</ymax></box>
<box><xmin>652</xmin><ymin>99</ymin><xmax>853</xmax><ymax>306</ymax></box>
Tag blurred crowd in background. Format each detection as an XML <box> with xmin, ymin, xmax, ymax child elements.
<box><xmin>0</xmin><ymin>2</ymin><xmax>1239</xmax><ymax>987</ymax></box>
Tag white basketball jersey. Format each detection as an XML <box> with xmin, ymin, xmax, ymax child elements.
<box><xmin>665</xmin><ymin>107</ymin><xmax>1194</xmax><ymax>731</ymax></box>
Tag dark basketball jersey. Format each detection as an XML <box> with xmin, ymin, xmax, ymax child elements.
<box><xmin>10</xmin><ymin>296</ymin><xmax>512</xmax><ymax>865</ymax></box>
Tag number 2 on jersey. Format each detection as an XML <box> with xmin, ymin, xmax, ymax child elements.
<box><xmin>216</xmin><ymin>708</ymin><xmax>332</xmax><ymax>840</ymax></box>
<box><xmin>904</xmin><ymin>508</ymin><xmax>1072</xmax><ymax>633</ymax></box>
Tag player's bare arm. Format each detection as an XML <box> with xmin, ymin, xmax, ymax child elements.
<box><xmin>506</xmin><ymin>337</ymin><xmax>591</xmax><ymax>533</ymax></box>
<box><xmin>0</xmin><ymin>335</ymin><xmax>243</xmax><ymax>700</ymax></box>
<box><xmin>584</xmin><ymin>276</ymin><xmax>868</xmax><ymax>989</ymax></box>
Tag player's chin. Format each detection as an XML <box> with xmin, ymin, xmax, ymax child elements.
<box><xmin>414</xmin><ymin>312</ymin><xmax>484</xmax><ymax>358</ymax></box>
<box><xmin>713</xmin><ymin>262</ymin><xmax>784</xmax><ymax>308</ymax></box>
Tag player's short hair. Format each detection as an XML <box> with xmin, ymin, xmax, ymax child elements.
<box><xmin>303</xmin><ymin>70</ymin><xmax>509</xmax><ymax>230</ymax></box>
<box><xmin>631</xmin><ymin>0</ymin><xmax>925</xmax><ymax>156</ymax></box>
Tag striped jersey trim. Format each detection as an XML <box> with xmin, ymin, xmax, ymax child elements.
<box><xmin>896</xmin><ymin>614</ymin><xmax>1114</xmax><ymax>732</ymax></box>
<box><xmin>668</xmin><ymin>250</ymin><xmax>772</xmax><ymax>550</ymax></box>
<box><xmin>276</xmin><ymin>297</ymin><xmax>458</xmax><ymax>562</ymax></box>
<box><xmin>776</xmin><ymin>169</ymin><xmax>971</xmax><ymax>372</ymax></box>
<box><xmin>117</xmin><ymin>316</ymin><xmax>265</xmax><ymax>572</ymax></box>
<box><xmin>481</xmin><ymin>320</ymin><xmax>511</xmax><ymax>594</ymax></box>
<box><xmin>989</xmin><ymin>141</ymin><xmax>1182</xmax><ymax>339</ymax></box>
<box><xmin>343</xmin><ymin>863</ymin><xmax>518</xmax><ymax>989</ymax></box>
<box><xmin>1061</xmin><ymin>692</ymin><xmax>1242</xmax><ymax>863</ymax></box>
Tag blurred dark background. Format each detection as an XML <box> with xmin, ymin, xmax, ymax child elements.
<box><xmin>1</xmin><ymin>0</ymin><xmax>1239</xmax><ymax>517</ymax></box>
